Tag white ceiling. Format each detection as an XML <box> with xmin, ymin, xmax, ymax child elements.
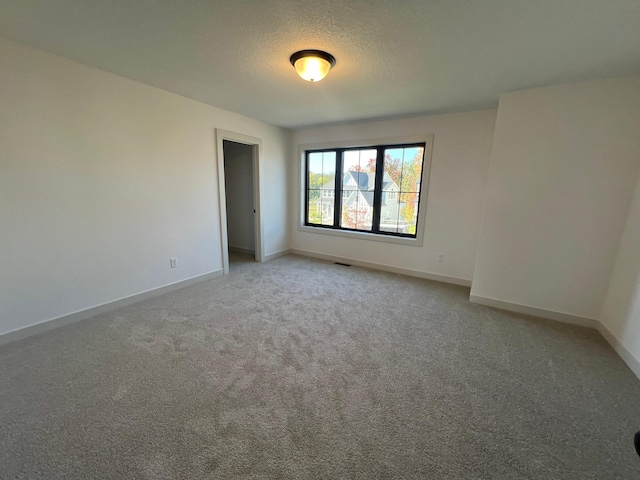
<box><xmin>1</xmin><ymin>0</ymin><xmax>639</xmax><ymax>129</ymax></box>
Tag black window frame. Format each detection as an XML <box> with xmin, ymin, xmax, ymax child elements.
<box><xmin>304</xmin><ymin>142</ymin><xmax>427</xmax><ymax>239</ymax></box>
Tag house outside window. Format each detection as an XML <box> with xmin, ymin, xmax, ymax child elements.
<box><xmin>302</xmin><ymin>138</ymin><xmax>432</xmax><ymax>244</ymax></box>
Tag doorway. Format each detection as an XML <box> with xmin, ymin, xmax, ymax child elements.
<box><xmin>216</xmin><ymin>129</ymin><xmax>263</xmax><ymax>274</ymax></box>
<box><xmin>224</xmin><ymin>139</ymin><xmax>254</xmax><ymax>264</ymax></box>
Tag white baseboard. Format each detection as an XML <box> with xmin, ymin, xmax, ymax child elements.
<box><xmin>290</xmin><ymin>248</ymin><xmax>472</xmax><ymax>287</ymax></box>
<box><xmin>469</xmin><ymin>294</ymin><xmax>640</xmax><ymax>381</ymax></box>
<box><xmin>469</xmin><ymin>294</ymin><xmax>600</xmax><ymax>328</ymax></box>
<box><xmin>597</xmin><ymin>322</ymin><xmax>640</xmax><ymax>380</ymax></box>
<box><xmin>229</xmin><ymin>246</ymin><xmax>255</xmax><ymax>256</ymax></box>
<box><xmin>263</xmin><ymin>249</ymin><xmax>292</xmax><ymax>262</ymax></box>
<box><xmin>0</xmin><ymin>269</ymin><xmax>223</xmax><ymax>346</ymax></box>
<box><xmin>5</xmin><ymin>258</ymin><xmax>640</xmax><ymax>385</ymax></box>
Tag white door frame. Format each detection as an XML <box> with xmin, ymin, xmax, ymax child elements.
<box><xmin>216</xmin><ymin>129</ymin><xmax>264</xmax><ymax>274</ymax></box>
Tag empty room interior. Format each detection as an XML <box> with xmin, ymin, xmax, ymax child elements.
<box><xmin>2</xmin><ymin>1</ymin><xmax>640</xmax><ymax>478</ymax></box>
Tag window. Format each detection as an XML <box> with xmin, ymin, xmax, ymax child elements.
<box><xmin>304</xmin><ymin>142</ymin><xmax>428</xmax><ymax>239</ymax></box>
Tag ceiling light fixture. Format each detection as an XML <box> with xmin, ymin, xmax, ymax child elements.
<box><xmin>290</xmin><ymin>50</ymin><xmax>336</xmax><ymax>82</ymax></box>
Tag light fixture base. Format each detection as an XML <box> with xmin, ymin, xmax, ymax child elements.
<box><xmin>289</xmin><ymin>50</ymin><xmax>336</xmax><ymax>68</ymax></box>
<box><xmin>290</xmin><ymin>50</ymin><xmax>336</xmax><ymax>82</ymax></box>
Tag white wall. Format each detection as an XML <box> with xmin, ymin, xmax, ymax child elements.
<box><xmin>0</xmin><ymin>38</ymin><xmax>290</xmax><ymax>336</ymax></box>
<box><xmin>224</xmin><ymin>141</ymin><xmax>255</xmax><ymax>252</ymax></box>
<box><xmin>600</xmin><ymin>168</ymin><xmax>640</xmax><ymax>373</ymax></box>
<box><xmin>471</xmin><ymin>76</ymin><xmax>640</xmax><ymax>320</ymax></box>
<box><xmin>290</xmin><ymin>110</ymin><xmax>498</xmax><ymax>282</ymax></box>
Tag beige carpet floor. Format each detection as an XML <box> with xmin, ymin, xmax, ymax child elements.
<box><xmin>1</xmin><ymin>253</ymin><xmax>640</xmax><ymax>479</ymax></box>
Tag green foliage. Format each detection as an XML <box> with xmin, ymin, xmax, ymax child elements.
<box><xmin>307</xmin><ymin>172</ymin><xmax>335</xmax><ymax>202</ymax></box>
<box><xmin>308</xmin><ymin>203</ymin><xmax>322</xmax><ymax>223</ymax></box>
<box><xmin>385</xmin><ymin>150</ymin><xmax>423</xmax><ymax>224</ymax></box>
<box><xmin>307</xmin><ymin>148</ymin><xmax>423</xmax><ymax>230</ymax></box>
<box><xmin>307</xmin><ymin>170</ymin><xmax>335</xmax><ymax>224</ymax></box>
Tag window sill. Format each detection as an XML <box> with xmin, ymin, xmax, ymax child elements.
<box><xmin>297</xmin><ymin>224</ymin><xmax>424</xmax><ymax>247</ymax></box>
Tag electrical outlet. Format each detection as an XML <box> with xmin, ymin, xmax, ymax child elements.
<box><xmin>170</xmin><ymin>257</ymin><xmax>178</xmax><ymax>268</ymax></box>
<box><xmin>437</xmin><ymin>254</ymin><xmax>445</xmax><ymax>263</ymax></box>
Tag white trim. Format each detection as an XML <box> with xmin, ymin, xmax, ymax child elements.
<box><xmin>596</xmin><ymin>323</ymin><xmax>640</xmax><ymax>380</ymax></box>
<box><xmin>290</xmin><ymin>248</ymin><xmax>472</xmax><ymax>287</ymax></box>
<box><xmin>468</xmin><ymin>294</ymin><xmax>600</xmax><ymax>328</ymax></box>
<box><xmin>296</xmin><ymin>135</ymin><xmax>434</xmax><ymax>248</ymax></box>
<box><xmin>297</xmin><ymin>135</ymin><xmax>434</xmax><ymax>152</ymax></box>
<box><xmin>0</xmin><ymin>270</ymin><xmax>223</xmax><ymax>346</ymax></box>
<box><xmin>298</xmin><ymin>225</ymin><xmax>424</xmax><ymax>246</ymax></box>
<box><xmin>468</xmin><ymin>293</ymin><xmax>640</xmax><ymax>381</ymax></box>
<box><xmin>4</xmin><ymin>258</ymin><xmax>640</xmax><ymax>385</ymax></box>
<box><xmin>263</xmin><ymin>249</ymin><xmax>292</xmax><ymax>262</ymax></box>
<box><xmin>216</xmin><ymin>129</ymin><xmax>264</xmax><ymax>275</ymax></box>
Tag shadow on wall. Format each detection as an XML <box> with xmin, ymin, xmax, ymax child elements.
<box><xmin>600</xmin><ymin>170</ymin><xmax>640</xmax><ymax>367</ymax></box>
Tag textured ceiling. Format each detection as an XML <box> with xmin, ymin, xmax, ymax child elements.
<box><xmin>0</xmin><ymin>0</ymin><xmax>639</xmax><ymax>129</ymax></box>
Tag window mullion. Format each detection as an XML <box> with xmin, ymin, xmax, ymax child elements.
<box><xmin>333</xmin><ymin>149</ymin><xmax>343</xmax><ymax>228</ymax></box>
<box><xmin>304</xmin><ymin>151</ymin><xmax>310</xmax><ymax>226</ymax></box>
<box><xmin>303</xmin><ymin>142</ymin><xmax>426</xmax><ymax>239</ymax></box>
<box><xmin>371</xmin><ymin>147</ymin><xmax>384</xmax><ymax>232</ymax></box>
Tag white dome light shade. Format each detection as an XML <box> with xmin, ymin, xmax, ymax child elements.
<box><xmin>290</xmin><ymin>50</ymin><xmax>336</xmax><ymax>82</ymax></box>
